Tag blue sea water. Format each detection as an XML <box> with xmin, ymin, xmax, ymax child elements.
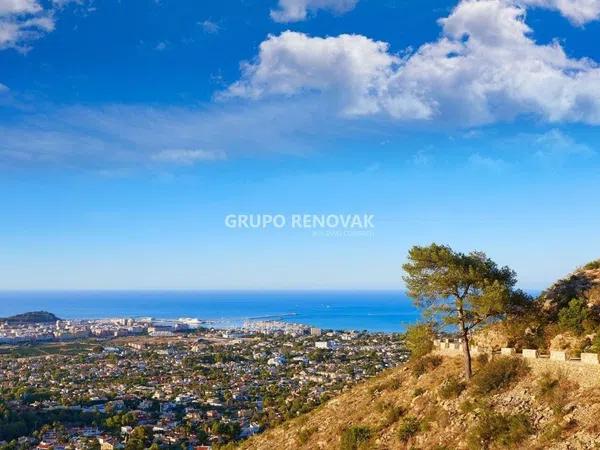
<box><xmin>0</xmin><ymin>291</ymin><xmax>419</xmax><ymax>333</ymax></box>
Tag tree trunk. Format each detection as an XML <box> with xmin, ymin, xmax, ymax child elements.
<box><xmin>462</xmin><ymin>326</ymin><xmax>472</xmax><ymax>380</ymax></box>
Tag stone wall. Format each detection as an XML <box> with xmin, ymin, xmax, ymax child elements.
<box><xmin>433</xmin><ymin>340</ymin><xmax>600</xmax><ymax>388</ymax></box>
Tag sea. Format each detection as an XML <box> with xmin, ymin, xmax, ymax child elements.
<box><xmin>0</xmin><ymin>291</ymin><xmax>420</xmax><ymax>333</ymax></box>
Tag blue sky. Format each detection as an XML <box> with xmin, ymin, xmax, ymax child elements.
<box><xmin>1</xmin><ymin>0</ymin><xmax>600</xmax><ymax>290</ymax></box>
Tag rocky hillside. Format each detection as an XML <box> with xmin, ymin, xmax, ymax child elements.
<box><xmin>238</xmin><ymin>355</ymin><xmax>600</xmax><ymax>449</ymax></box>
<box><xmin>541</xmin><ymin>261</ymin><xmax>600</xmax><ymax>316</ymax></box>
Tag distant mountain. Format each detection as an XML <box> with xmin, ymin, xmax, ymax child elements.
<box><xmin>1</xmin><ymin>311</ymin><xmax>61</xmax><ymax>324</ymax></box>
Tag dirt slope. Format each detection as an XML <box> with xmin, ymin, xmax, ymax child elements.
<box><xmin>238</xmin><ymin>356</ymin><xmax>600</xmax><ymax>449</ymax></box>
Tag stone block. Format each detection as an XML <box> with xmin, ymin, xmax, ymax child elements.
<box><xmin>522</xmin><ymin>349</ymin><xmax>538</xmax><ymax>359</ymax></box>
<box><xmin>581</xmin><ymin>353</ymin><xmax>600</xmax><ymax>365</ymax></box>
<box><xmin>550</xmin><ymin>351</ymin><xmax>567</xmax><ymax>361</ymax></box>
<box><xmin>501</xmin><ymin>347</ymin><xmax>516</xmax><ymax>356</ymax></box>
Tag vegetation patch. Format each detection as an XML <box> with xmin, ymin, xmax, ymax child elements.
<box><xmin>339</xmin><ymin>426</ymin><xmax>372</xmax><ymax>450</ymax></box>
<box><xmin>467</xmin><ymin>411</ymin><xmax>532</xmax><ymax>449</ymax></box>
<box><xmin>378</xmin><ymin>375</ymin><xmax>403</xmax><ymax>391</ymax></box>
<box><xmin>411</xmin><ymin>354</ymin><xmax>442</xmax><ymax>377</ymax></box>
<box><xmin>297</xmin><ymin>426</ymin><xmax>317</xmax><ymax>445</ymax></box>
<box><xmin>471</xmin><ymin>357</ymin><xmax>528</xmax><ymax>395</ymax></box>
<box><xmin>404</xmin><ymin>323</ymin><xmax>435</xmax><ymax>359</ymax></box>
<box><xmin>413</xmin><ymin>387</ymin><xmax>425</xmax><ymax>397</ymax></box>
<box><xmin>439</xmin><ymin>376</ymin><xmax>466</xmax><ymax>399</ymax></box>
<box><xmin>536</xmin><ymin>371</ymin><xmax>576</xmax><ymax>417</ymax></box>
<box><xmin>583</xmin><ymin>260</ymin><xmax>600</xmax><ymax>270</ymax></box>
<box><xmin>397</xmin><ymin>416</ymin><xmax>421</xmax><ymax>443</ymax></box>
<box><xmin>558</xmin><ymin>298</ymin><xmax>596</xmax><ymax>335</ymax></box>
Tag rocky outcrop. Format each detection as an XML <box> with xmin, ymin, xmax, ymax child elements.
<box><xmin>549</xmin><ymin>332</ymin><xmax>590</xmax><ymax>355</ymax></box>
<box><xmin>472</xmin><ymin>322</ymin><xmax>511</xmax><ymax>351</ymax></box>
<box><xmin>540</xmin><ymin>264</ymin><xmax>600</xmax><ymax>317</ymax></box>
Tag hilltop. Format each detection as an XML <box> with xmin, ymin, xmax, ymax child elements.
<box><xmin>0</xmin><ymin>311</ymin><xmax>61</xmax><ymax>324</ymax></box>
<box><xmin>541</xmin><ymin>261</ymin><xmax>600</xmax><ymax>316</ymax></box>
<box><xmin>238</xmin><ymin>355</ymin><xmax>600</xmax><ymax>449</ymax></box>
<box><xmin>236</xmin><ymin>259</ymin><xmax>600</xmax><ymax>450</ymax></box>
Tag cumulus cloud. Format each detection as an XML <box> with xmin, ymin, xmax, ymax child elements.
<box><xmin>270</xmin><ymin>0</ymin><xmax>358</xmax><ymax>22</ymax></box>
<box><xmin>225</xmin><ymin>32</ymin><xmax>431</xmax><ymax>118</ymax></box>
<box><xmin>152</xmin><ymin>148</ymin><xmax>226</xmax><ymax>165</ymax></box>
<box><xmin>517</xmin><ymin>0</ymin><xmax>600</xmax><ymax>25</ymax></box>
<box><xmin>0</xmin><ymin>0</ymin><xmax>59</xmax><ymax>51</ymax></box>
<box><xmin>229</xmin><ymin>0</ymin><xmax>600</xmax><ymax>126</ymax></box>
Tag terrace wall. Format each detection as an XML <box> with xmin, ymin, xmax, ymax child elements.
<box><xmin>432</xmin><ymin>340</ymin><xmax>600</xmax><ymax>388</ymax></box>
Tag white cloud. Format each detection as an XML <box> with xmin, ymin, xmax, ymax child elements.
<box><xmin>225</xmin><ymin>32</ymin><xmax>432</xmax><ymax>118</ymax></box>
<box><xmin>199</xmin><ymin>19</ymin><xmax>219</xmax><ymax>34</ymax></box>
<box><xmin>0</xmin><ymin>100</ymin><xmax>340</xmax><ymax>167</ymax></box>
<box><xmin>532</xmin><ymin>128</ymin><xmax>595</xmax><ymax>159</ymax></box>
<box><xmin>0</xmin><ymin>0</ymin><xmax>41</xmax><ymax>15</ymax></box>
<box><xmin>154</xmin><ymin>41</ymin><xmax>167</xmax><ymax>51</ymax></box>
<box><xmin>51</xmin><ymin>0</ymin><xmax>83</xmax><ymax>8</ymax></box>
<box><xmin>517</xmin><ymin>0</ymin><xmax>600</xmax><ymax>25</ymax></box>
<box><xmin>229</xmin><ymin>0</ymin><xmax>600</xmax><ymax>126</ymax></box>
<box><xmin>0</xmin><ymin>0</ymin><xmax>58</xmax><ymax>51</ymax></box>
<box><xmin>270</xmin><ymin>0</ymin><xmax>358</xmax><ymax>22</ymax></box>
<box><xmin>152</xmin><ymin>148</ymin><xmax>226</xmax><ymax>165</ymax></box>
<box><xmin>0</xmin><ymin>14</ymin><xmax>54</xmax><ymax>51</ymax></box>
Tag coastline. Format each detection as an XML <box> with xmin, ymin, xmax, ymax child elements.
<box><xmin>0</xmin><ymin>290</ymin><xmax>419</xmax><ymax>333</ymax></box>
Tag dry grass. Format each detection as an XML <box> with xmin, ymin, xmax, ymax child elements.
<box><xmin>237</xmin><ymin>355</ymin><xmax>599</xmax><ymax>450</ymax></box>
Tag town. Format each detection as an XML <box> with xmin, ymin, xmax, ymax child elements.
<box><xmin>0</xmin><ymin>317</ymin><xmax>409</xmax><ymax>449</ymax></box>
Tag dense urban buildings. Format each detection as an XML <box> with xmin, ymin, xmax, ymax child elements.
<box><xmin>0</xmin><ymin>317</ymin><xmax>408</xmax><ymax>449</ymax></box>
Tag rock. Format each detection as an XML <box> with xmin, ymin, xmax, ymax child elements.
<box><xmin>541</xmin><ymin>265</ymin><xmax>600</xmax><ymax>317</ymax></box>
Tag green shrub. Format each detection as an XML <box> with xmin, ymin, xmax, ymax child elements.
<box><xmin>376</xmin><ymin>400</ymin><xmax>406</xmax><ymax>426</ymax></box>
<box><xmin>583</xmin><ymin>260</ymin><xmax>600</xmax><ymax>270</ymax></box>
<box><xmin>340</xmin><ymin>426</ymin><xmax>372</xmax><ymax>450</ymax></box>
<box><xmin>467</xmin><ymin>411</ymin><xmax>532</xmax><ymax>449</ymax></box>
<box><xmin>439</xmin><ymin>376</ymin><xmax>466</xmax><ymax>399</ymax></box>
<box><xmin>537</xmin><ymin>371</ymin><xmax>559</xmax><ymax>399</ymax></box>
<box><xmin>471</xmin><ymin>357</ymin><xmax>528</xmax><ymax>395</ymax></box>
<box><xmin>588</xmin><ymin>333</ymin><xmax>600</xmax><ymax>353</ymax></box>
<box><xmin>297</xmin><ymin>426</ymin><xmax>317</xmax><ymax>445</ymax></box>
<box><xmin>558</xmin><ymin>298</ymin><xmax>595</xmax><ymax>335</ymax></box>
<box><xmin>413</xmin><ymin>387</ymin><xmax>425</xmax><ymax>397</ymax></box>
<box><xmin>397</xmin><ymin>416</ymin><xmax>421</xmax><ymax>442</ymax></box>
<box><xmin>404</xmin><ymin>323</ymin><xmax>435</xmax><ymax>359</ymax></box>
<box><xmin>411</xmin><ymin>355</ymin><xmax>442</xmax><ymax>377</ymax></box>
<box><xmin>385</xmin><ymin>405</ymin><xmax>406</xmax><ymax>426</ymax></box>
<box><xmin>379</xmin><ymin>376</ymin><xmax>402</xmax><ymax>391</ymax></box>
<box><xmin>536</xmin><ymin>371</ymin><xmax>574</xmax><ymax>417</ymax></box>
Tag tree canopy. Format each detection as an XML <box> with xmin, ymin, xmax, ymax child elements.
<box><xmin>403</xmin><ymin>243</ymin><xmax>521</xmax><ymax>379</ymax></box>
